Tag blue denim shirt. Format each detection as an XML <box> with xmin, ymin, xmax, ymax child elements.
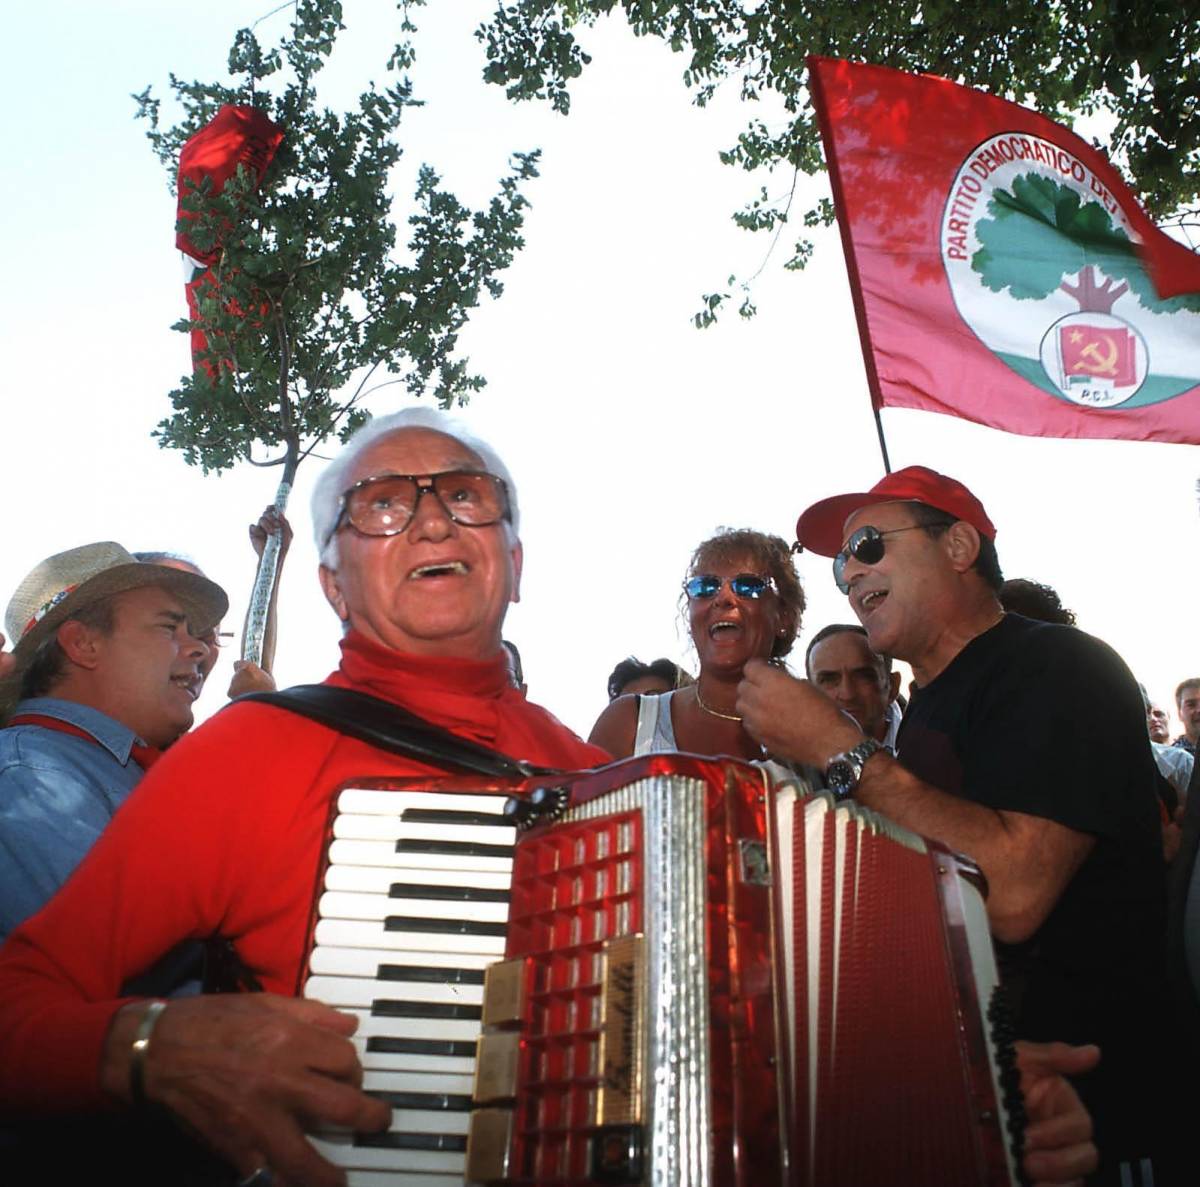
<box><xmin>0</xmin><ymin>697</ymin><xmax>146</xmax><ymax>941</ymax></box>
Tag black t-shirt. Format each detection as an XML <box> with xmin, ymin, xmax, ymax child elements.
<box><xmin>897</xmin><ymin>613</ymin><xmax>1167</xmax><ymax>1161</ymax></box>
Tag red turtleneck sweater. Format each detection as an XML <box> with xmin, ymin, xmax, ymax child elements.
<box><xmin>0</xmin><ymin>633</ymin><xmax>609</xmax><ymax>1112</ymax></box>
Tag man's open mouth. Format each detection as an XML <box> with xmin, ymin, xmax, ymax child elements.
<box><xmin>409</xmin><ymin>561</ymin><xmax>469</xmax><ymax>579</ymax></box>
<box><xmin>170</xmin><ymin>674</ymin><xmax>201</xmax><ymax>700</ymax></box>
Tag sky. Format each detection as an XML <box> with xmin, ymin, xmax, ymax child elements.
<box><xmin>3</xmin><ymin>1</ymin><xmax>1199</xmax><ymax>742</ymax></box>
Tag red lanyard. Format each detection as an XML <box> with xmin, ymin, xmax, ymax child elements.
<box><xmin>7</xmin><ymin>713</ymin><xmax>162</xmax><ymax>771</ymax></box>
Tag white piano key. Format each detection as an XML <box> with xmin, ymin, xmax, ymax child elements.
<box><xmin>309</xmin><ymin>943</ymin><xmax>496</xmax><ymax>976</ymax></box>
<box><xmin>309</xmin><ymin>1135</ymin><xmax>465</xmax><ymax>1174</ymax></box>
<box><xmin>328</xmin><ymin>838</ymin><xmax>513</xmax><ymax>872</ymax></box>
<box><xmin>337</xmin><ymin>789</ymin><xmax>514</xmax><ymax>816</ymax></box>
<box><xmin>350</xmin><ymin>1011</ymin><xmax>482</xmax><ymax>1042</ymax></box>
<box><xmin>334</xmin><ymin>816</ymin><xmax>517</xmax><ymax>847</ymax></box>
<box><xmin>346</xmin><ymin>1172</ymin><xmax>463</xmax><ymax>1187</ymax></box>
<box><xmin>386</xmin><ymin>1108</ymin><xmax>471</xmax><ymax>1136</ymax></box>
<box><xmin>313</xmin><ymin>918</ymin><xmax>507</xmax><ymax>955</ymax></box>
<box><xmin>324</xmin><ymin>863</ymin><xmax>511</xmax><ymax>893</ymax></box>
<box><xmin>356</xmin><ymin>1041</ymin><xmax>477</xmax><ymax>1074</ymax></box>
<box><xmin>305</xmin><ymin>974</ymin><xmax>484</xmax><ymax>1009</ymax></box>
<box><xmin>318</xmin><ymin>890</ymin><xmax>510</xmax><ymax>924</ymax></box>
<box><xmin>363</xmin><ymin>1068</ymin><xmax>475</xmax><ymax>1097</ymax></box>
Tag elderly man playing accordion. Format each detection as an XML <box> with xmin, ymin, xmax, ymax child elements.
<box><xmin>0</xmin><ymin>409</ymin><xmax>606</xmax><ymax>1185</ymax></box>
<box><xmin>0</xmin><ymin>412</ymin><xmax>1095</xmax><ymax>1187</ymax></box>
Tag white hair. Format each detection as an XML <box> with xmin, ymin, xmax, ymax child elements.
<box><xmin>311</xmin><ymin>407</ymin><xmax>521</xmax><ymax>566</ymax></box>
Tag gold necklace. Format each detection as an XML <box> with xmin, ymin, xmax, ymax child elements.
<box><xmin>695</xmin><ymin>686</ymin><xmax>742</xmax><ymax>722</ymax></box>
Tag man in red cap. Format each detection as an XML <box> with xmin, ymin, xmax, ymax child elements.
<box><xmin>736</xmin><ymin>466</ymin><xmax>1170</xmax><ymax>1186</ymax></box>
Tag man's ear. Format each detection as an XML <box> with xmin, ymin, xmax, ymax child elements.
<box><xmin>943</xmin><ymin>521</ymin><xmax>982</xmax><ymax>574</ymax></box>
<box><xmin>318</xmin><ymin>565</ymin><xmax>349</xmax><ymax>623</ymax></box>
<box><xmin>509</xmin><ymin>541</ymin><xmax>524</xmax><ymax>605</ymax></box>
<box><xmin>56</xmin><ymin>619</ymin><xmax>102</xmax><ymax>671</ymax></box>
<box><xmin>888</xmin><ymin>670</ymin><xmax>901</xmax><ymax>704</ymax></box>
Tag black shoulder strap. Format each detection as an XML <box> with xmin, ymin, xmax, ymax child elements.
<box><xmin>238</xmin><ymin>684</ymin><xmax>557</xmax><ymax>780</ymax></box>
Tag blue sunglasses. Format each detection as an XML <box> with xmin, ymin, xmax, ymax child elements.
<box><xmin>684</xmin><ymin>573</ymin><xmax>777</xmax><ymax>600</ymax></box>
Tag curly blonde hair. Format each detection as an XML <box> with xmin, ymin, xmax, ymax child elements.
<box><xmin>686</xmin><ymin>527</ymin><xmax>805</xmax><ymax>659</ymax></box>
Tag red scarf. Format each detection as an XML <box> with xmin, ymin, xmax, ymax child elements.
<box><xmin>328</xmin><ymin>631</ymin><xmax>609</xmax><ymax>770</ymax></box>
<box><xmin>331</xmin><ymin>631</ymin><xmax>517</xmax><ymax>747</ymax></box>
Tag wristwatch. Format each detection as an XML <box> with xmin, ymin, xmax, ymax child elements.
<box><xmin>824</xmin><ymin>738</ymin><xmax>884</xmax><ymax>799</ymax></box>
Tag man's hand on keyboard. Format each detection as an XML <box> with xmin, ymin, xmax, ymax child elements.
<box><xmin>1016</xmin><ymin>1040</ymin><xmax>1100</xmax><ymax>1187</ymax></box>
<box><xmin>101</xmin><ymin>994</ymin><xmax>391</xmax><ymax>1187</ymax></box>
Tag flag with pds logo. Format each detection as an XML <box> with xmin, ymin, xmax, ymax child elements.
<box><xmin>808</xmin><ymin>56</ymin><xmax>1200</xmax><ymax>444</ymax></box>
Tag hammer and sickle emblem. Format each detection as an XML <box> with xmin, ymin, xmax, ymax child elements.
<box><xmin>1074</xmin><ymin>335</ymin><xmax>1119</xmax><ymax>376</ymax></box>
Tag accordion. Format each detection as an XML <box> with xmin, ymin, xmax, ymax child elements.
<box><xmin>302</xmin><ymin>754</ymin><xmax>1025</xmax><ymax>1186</ymax></box>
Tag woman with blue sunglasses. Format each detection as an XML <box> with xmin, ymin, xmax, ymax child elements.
<box><xmin>588</xmin><ymin>527</ymin><xmax>805</xmax><ymax>761</ymax></box>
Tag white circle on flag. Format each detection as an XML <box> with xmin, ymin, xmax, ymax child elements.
<box><xmin>939</xmin><ymin>132</ymin><xmax>1200</xmax><ymax>409</ymax></box>
<box><xmin>1037</xmin><ymin>312</ymin><xmax>1149</xmax><ymax>407</ymax></box>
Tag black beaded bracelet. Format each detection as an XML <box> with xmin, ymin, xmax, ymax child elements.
<box><xmin>129</xmin><ymin>1000</ymin><xmax>167</xmax><ymax>1109</ymax></box>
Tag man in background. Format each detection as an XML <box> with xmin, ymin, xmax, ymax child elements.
<box><xmin>1148</xmin><ymin>699</ymin><xmax>1172</xmax><ymax>745</ymax></box>
<box><xmin>0</xmin><ymin>543</ymin><xmax>225</xmax><ymax>940</ymax></box>
<box><xmin>606</xmin><ymin>655</ymin><xmax>692</xmax><ymax>700</ymax></box>
<box><xmin>804</xmin><ymin>623</ymin><xmax>901</xmax><ymax>750</ymax></box>
<box><xmin>1174</xmin><ymin>678</ymin><xmax>1200</xmax><ymax>755</ymax></box>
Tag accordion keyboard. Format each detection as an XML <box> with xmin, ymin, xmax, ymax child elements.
<box><xmin>304</xmin><ymin>786</ymin><xmax>516</xmax><ymax>1186</ymax></box>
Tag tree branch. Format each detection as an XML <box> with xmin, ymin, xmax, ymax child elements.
<box><xmin>273</xmin><ymin>301</ymin><xmax>295</xmax><ymax>436</ymax></box>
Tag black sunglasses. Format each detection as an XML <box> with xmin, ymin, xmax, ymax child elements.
<box><xmin>685</xmin><ymin>573</ymin><xmax>777</xmax><ymax>600</ymax></box>
<box><xmin>328</xmin><ymin>470</ymin><xmax>510</xmax><ymax>544</ymax></box>
<box><xmin>833</xmin><ymin>525</ymin><xmax>927</xmax><ymax>593</ymax></box>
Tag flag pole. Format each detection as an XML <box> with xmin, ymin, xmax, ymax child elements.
<box><xmin>872</xmin><ymin>406</ymin><xmax>892</xmax><ymax>473</ymax></box>
<box><xmin>809</xmin><ymin>57</ymin><xmax>896</xmax><ymax>479</ymax></box>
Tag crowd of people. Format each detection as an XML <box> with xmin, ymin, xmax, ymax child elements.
<box><xmin>0</xmin><ymin>406</ymin><xmax>1194</xmax><ymax>1186</ymax></box>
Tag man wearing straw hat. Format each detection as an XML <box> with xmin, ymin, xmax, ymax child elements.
<box><xmin>0</xmin><ymin>542</ymin><xmax>227</xmax><ymax>940</ymax></box>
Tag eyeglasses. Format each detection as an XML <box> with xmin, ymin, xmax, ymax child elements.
<box><xmin>195</xmin><ymin>628</ymin><xmax>234</xmax><ymax>648</ymax></box>
<box><xmin>684</xmin><ymin>573</ymin><xmax>778</xmax><ymax>600</ymax></box>
<box><xmin>328</xmin><ymin>470</ymin><xmax>511</xmax><ymax>543</ymax></box>
<box><xmin>833</xmin><ymin>525</ymin><xmax>927</xmax><ymax>593</ymax></box>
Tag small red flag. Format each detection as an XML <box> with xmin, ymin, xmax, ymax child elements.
<box><xmin>1058</xmin><ymin>325</ymin><xmax>1137</xmax><ymax>389</ymax></box>
<box><xmin>808</xmin><ymin>57</ymin><xmax>1200</xmax><ymax>444</ymax></box>
<box><xmin>175</xmin><ymin>105</ymin><xmax>283</xmax><ymax>378</ymax></box>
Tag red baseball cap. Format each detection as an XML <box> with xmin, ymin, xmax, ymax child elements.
<box><xmin>795</xmin><ymin>466</ymin><xmax>997</xmax><ymax>557</ymax></box>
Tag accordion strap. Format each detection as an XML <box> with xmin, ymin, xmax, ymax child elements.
<box><xmin>238</xmin><ymin>684</ymin><xmax>558</xmax><ymax>780</ymax></box>
<box><xmin>632</xmin><ymin>693</ymin><xmax>661</xmax><ymax>756</ymax></box>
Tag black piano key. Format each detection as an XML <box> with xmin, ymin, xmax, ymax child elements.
<box><xmin>388</xmin><ymin>882</ymin><xmax>510</xmax><ymax>903</ymax></box>
<box><xmin>376</xmin><ymin>964</ymin><xmax>486</xmax><ymax>985</ymax></box>
<box><xmin>398</xmin><ymin>808</ymin><xmax>509</xmax><ymax>827</ymax></box>
<box><xmin>395</xmin><ymin>838</ymin><xmax>514</xmax><ymax>858</ymax></box>
<box><xmin>384</xmin><ymin>916</ymin><xmax>507</xmax><ymax>937</ymax></box>
<box><xmin>366</xmin><ymin>1036</ymin><xmax>477</xmax><ymax>1057</ymax></box>
<box><xmin>354</xmin><ymin>1132</ymin><xmax>469</xmax><ymax>1152</ymax></box>
<box><xmin>371</xmin><ymin>999</ymin><xmax>483</xmax><ymax>1021</ymax></box>
<box><xmin>367</xmin><ymin>1090</ymin><xmax>474</xmax><ymax>1112</ymax></box>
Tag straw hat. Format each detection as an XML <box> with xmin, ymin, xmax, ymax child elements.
<box><xmin>4</xmin><ymin>542</ymin><xmax>229</xmax><ymax>670</ymax></box>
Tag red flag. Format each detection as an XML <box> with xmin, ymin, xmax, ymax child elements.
<box><xmin>808</xmin><ymin>57</ymin><xmax>1200</xmax><ymax>444</ymax></box>
<box><xmin>175</xmin><ymin>105</ymin><xmax>283</xmax><ymax>378</ymax></box>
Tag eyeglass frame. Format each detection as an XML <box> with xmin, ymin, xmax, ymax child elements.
<box><xmin>832</xmin><ymin>524</ymin><xmax>930</xmax><ymax>594</ymax></box>
<box><xmin>326</xmin><ymin>469</ymin><xmax>512</xmax><ymax>545</ymax></box>
<box><xmin>684</xmin><ymin>572</ymin><xmax>779</xmax><ymax>601</ymax></box>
